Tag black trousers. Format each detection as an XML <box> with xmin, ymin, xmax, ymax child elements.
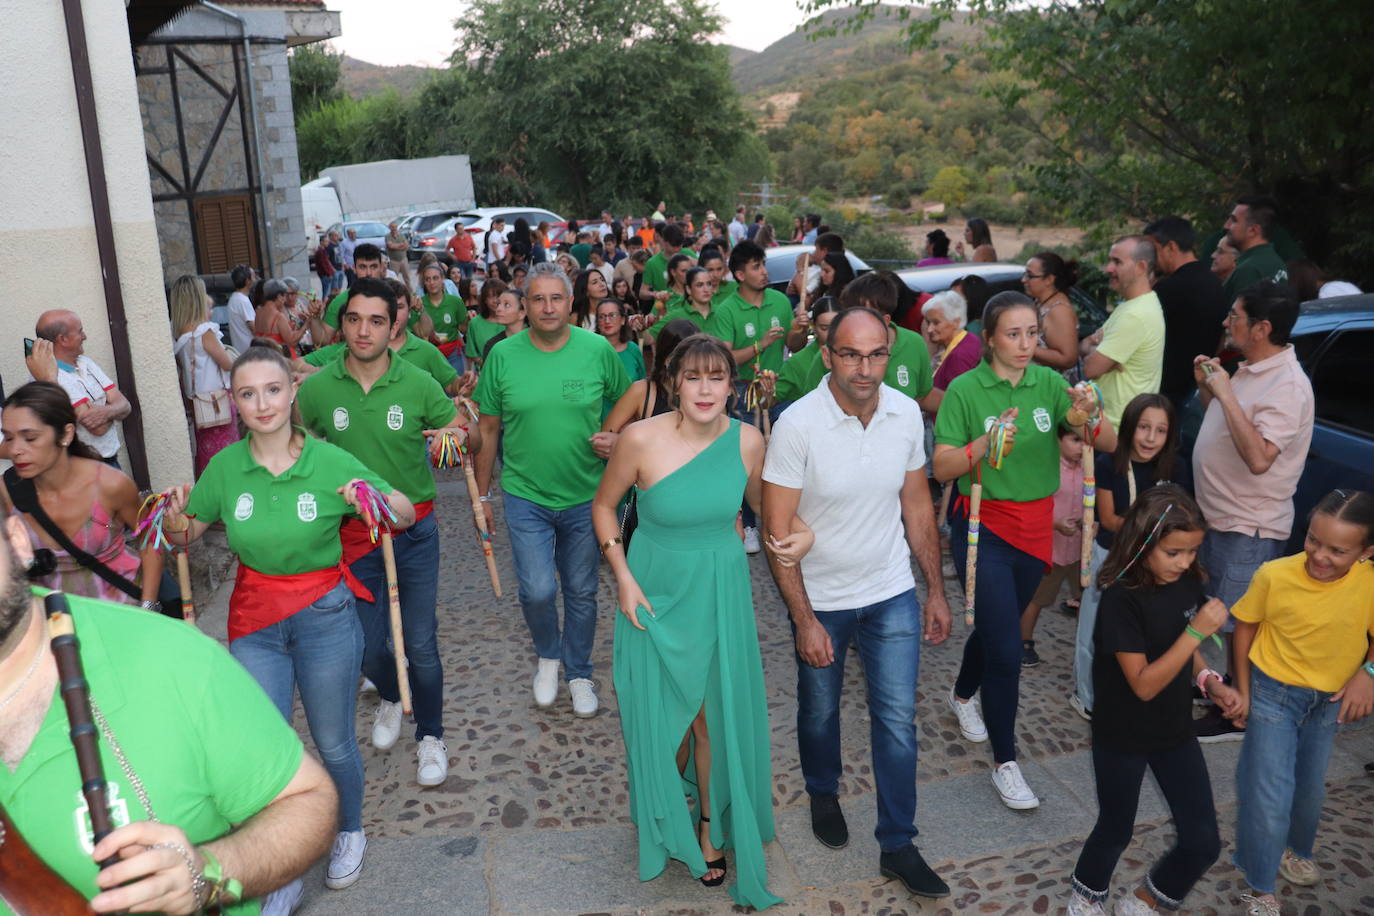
<box><xmin>1071</xmin><ymin>737</ymin><xmax>1221</xmax><ymax>909</ymax></box>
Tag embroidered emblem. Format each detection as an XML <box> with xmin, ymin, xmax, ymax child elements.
<box><xmin>297</xmin><ymin>493</ymin><xmax>318</xmax><ymax>522</ymax></box>
<box><xmin>386</xmin><ymin>404</ymin><xmax>404</xmax><ymax>431</ymax></box>
<box><xmin>744</xmin><ymin>321</ymin><xmax>756</xmax><ymax>338</ymax></box>
<box><xmin>332</xmin><ymin>407</ymin><xmax>349</xmax><ymax>430</ymax></box>
<box><xmin>1033</xmin><ymin>407</ymin><xmax>1052</xmax><ymax>433</ymax></box>
<box><xmin>76</xmin><ymin>784</ymin><xmax>130</xmax><ymax>854</ymax></box>
<box><xmin>234</xmin><ymin>493</ymin><xmax>254</xmax><ymax>521</ymax></box>
<box><xmin>896</xmin><ymin>365</ymin><xmax>910</xmax><ymax>387</ymax></box>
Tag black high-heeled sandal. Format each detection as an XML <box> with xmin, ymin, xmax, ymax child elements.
<box><xmin>697</xmin><ymin>816</ymin><xmax>727</xmax><ymax>887</ymax></box>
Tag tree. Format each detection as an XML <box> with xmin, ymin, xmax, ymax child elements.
<box><xmin>802</xmin><ymin>0</ymin><xmax>1374</xmax><ymax>281</ymax></box>
<box><xmin>288</xmin><ymin>43</ymin><xmax>343</xmax><ymax>119</ymax></box>
<box><xmin>450</xmin><ymin>0</ymin><xmax>753</xmax><ymax>214</ymax></box>
<box><xmin>929</xmin><ymin>165</ymin><xmax>971</xmax><ymax>209</ymax></box>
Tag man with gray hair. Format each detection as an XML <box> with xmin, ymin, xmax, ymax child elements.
<box><xmin>384</xmin><ymin>221</ymin><xmax>411</xmax><ymax>288</ymax></box>
<box><xmin>30</xmin><ymin>310</ymin><xmax>131</xmax><ymax>466</ymax></box>
<box><xmin>1079</xmin><ymin>236</ymin><xmax>1165</xmax><ymax>428</ymax></box>
<box><xmin>472</xmin><ymin>262</ymin><xmax>631</xmax><ymax>717</ymax></box>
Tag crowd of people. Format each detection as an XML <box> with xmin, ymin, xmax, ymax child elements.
<box><xmin>0</xmin><ymin>194</ymin><xmax>1370</xmax><ymax>916</ymax></box>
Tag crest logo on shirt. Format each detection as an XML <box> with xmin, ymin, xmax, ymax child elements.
<box><xmin>332</xmin><ymin>407</ymin><xmax>349</xmax><ymax>431</ymax></box>
<box><xmin>896</xmin><ymin>365</ymin><xmax>910</xmax><ymax>387</ymax></box>
<box><xmin>76</xmin><ymin>784</ymin><xmax>130</xmax><ymax>853</ymax></box>
<box><xmin>234</xmin><ymin>493</ymin><xmax>254</xmax><ymax>521</ymax></box>
<box><xmin>443</xmin><ymin>313</ymin><xmax>453</xmax><ymax>323</ymax></box>
<box><xmin>770</xmin><ymin>316</ymin><xmax>782</xmax><ymax>329</ymax></box>
<box><xmin>744</xmin><ymin>321</ymin><xmax>757</xmax><ymax>338</ymax></box>
<box><xmin>562</xmin><ymin>379</ymin><xmax>585</xmax><ymax>402</ymax></box>
<box><xmin>386</xmin><ymin>404</ymin><xmax>404</xmax><ymax>431</ymax></box>
<box><xmin>297</xmin><ymin>492</ymin><xmax>318</xmax><ymax>522</ymax></box>
<box><xmin>1033</xmin><ymin>407</ymin><xmax>1052</xmax><ymax>433</ymax></box>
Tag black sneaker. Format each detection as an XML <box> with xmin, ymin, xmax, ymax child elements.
<box><xmin>809</xmin><ymin>793</ymin><xmax>848</xmax><ymax>849</ymax></box>
<box><xmin>1194</xmin><ymin>706</ymin><xmax>1246</xmax><ymax>743</ymax></box>
<box><xmin>1021</xmin><ymin>640</ymin><xmax>1041</xmax><ymax>668</ymax></box>
<box><xmin>879</xmin><ymin>844</ymin><xmax>950</xmax><ymax>899</ymax></box>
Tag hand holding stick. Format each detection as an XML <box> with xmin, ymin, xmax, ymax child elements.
<box><xmin>137</xmin><ymin>491</ymin><xmax>195</xmax><ymax>624</ymax></box>
<box><xmin>964</xmin><ymin>481</ymin><xmax>983</xmax><ymax>628</ymax></box>
<box><xmin>352</xmin><ymin>480</ymin><xmax>411</xmax><ymax>716</ymax></box>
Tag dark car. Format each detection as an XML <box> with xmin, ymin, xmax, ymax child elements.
<box><xmin>1284</xmin><ymin>294</ymin><xmax>1374</xmax><ymax>548</ymax></box>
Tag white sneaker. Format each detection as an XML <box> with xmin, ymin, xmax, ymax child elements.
<box><xmin>1113</xmin><ymin>892</ymin><xmax>1154</xmax><ymax>915</ymax></box>
<box><xmin>1240</xmin><ymin>894</ymin><xmax>1282</xmax><ymax>916</ymax></box>
<box><xmin>360</xmin><ymin>676</ymin><xmax>377</xmax><ymax>694</ymax></box>
<box><xmin>947</xmin><ymin>686</ymin><xmax>988</xmax><ymax>742</ymax></box>
<box><xmin>533</xmin><ymin>658</ymin><xmax>560</xmax><ymax>707</ymax></box>
<box><xmin>325</xmin><ymin>830</ymin><xmax>367</xmax><ymax>889</ymax></box>
<box><xmin>371</xmin><ymin>700</ymin><xmax>402</xmax><ymax>750</ymax></box>
<box><xmin>1066</xmin><ymin>889</ymin><xmax>1106</xmax><ymax>916</ymax></box>
<box><xmin>569</xmin><ymin>678</ymin><xmax>598</xmax><ymax>717</ymax></box>
<box><xmin>260</xmin><ymin>878</ymin><xmax>304</xmax><ymax>916</ymax></box>
<box><xmin>743</xmin><ymin>526</ymin><xmax>761</xmax><ymax>555</ymax></box>
<box><xmin>1069</xmin><ymin>694</ymin><xmax>1092</xmax><ymax>722</ymax></box>
<box><xmin>1279</xmin><ymin>849</ymin><xmax>1318</xmax><ymax>886</ymax></box>
<box><xmin>991</xmin><ymin>761</ymin><xmax>1040</xmax><ymax>810</ymax></box>
<box><xmin>416</xmin><ymin>736</ymin><xmax>448</xmax><ymax>786</ymax></box>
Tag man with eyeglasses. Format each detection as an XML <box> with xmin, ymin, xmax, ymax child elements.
<box><xmin>763</xmin><ymin>305</ymin><xmax>952</xmax><ymax>901</ymax></box>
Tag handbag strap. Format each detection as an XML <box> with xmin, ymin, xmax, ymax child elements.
<box><xmin>3</xmin><ymin>468</ymin><xmax>143</xmax><ymax>601</ymax></box>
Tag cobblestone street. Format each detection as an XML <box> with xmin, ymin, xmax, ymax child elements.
<box><xmin>198</xmin><ymin>475</ymin><xmax>1374</xmax><ymax>915</ymax></box>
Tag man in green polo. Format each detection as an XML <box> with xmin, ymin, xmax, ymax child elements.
<box><xmin>297</xmin><ymin>277</ymin><xmax>471</xmax><ymax>788</ymax></box>
<box><xmin>1222</xmin><ymin>194</ymin><xmax>1289</xmax><ymax>300</ymax></box>
<box><xmin>298</xmin><ymin>293</ymin><xmax>462</xmax><ymax>394</ymax></box>
<box><xmin>642</xmin><ymin>222</ymin><xmax>690</xmax><ymax>293</ymax></box>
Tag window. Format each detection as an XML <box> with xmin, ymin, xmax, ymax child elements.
<box><xmin>194</xmin><ymin>195</ymin><xmax>258</xmax><ymax>274</ymax></box>
<box><xmin>1309</xmin><ymin>327</ymin><xmax>1374</xmax><ymax>437</ymax></box>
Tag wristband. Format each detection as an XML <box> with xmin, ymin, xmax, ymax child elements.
<box><xmin>1362</xmin><ymin>660</ymin><xmax>1374</xmax><ymax>679</ymax></box>
<box><xmin>1196</xmin><ymin>668</ymin><xmax>1222</xmax><ymax>698</ymax></box>
<box><xmin>600</xmin><ymin>536</ymin><xmax>623</xmax><ymax>554</ymax></box>
<box><xmin>479</xmin><ymin>496</ymin><xmax>492</xmax><ymax>503</ymax></box>
<box><xmin>198</xmin><ymin>847</ymin><xmax>242</xmax><ymax>907</ymax></box>
<box><xmin>1185</xmin><ymin>624</ymin><xmax>1206</xmax><ymax>642</ymax></box>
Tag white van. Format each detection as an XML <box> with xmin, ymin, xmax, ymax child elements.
<box><xmin>301</xmin><ymin>180</ymin><xmax>343</xmax><ymax>249</ymax></box>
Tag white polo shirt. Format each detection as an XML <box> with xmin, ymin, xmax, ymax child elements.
<box><xmin>764</xmin><ymin>376</ymin><xmax>925</xmax><ymax>611</ymax></box>
<box><xmin>52</xmin><ymin>356</ymin><xmax>122</xmax><ymax>459</ymax></box>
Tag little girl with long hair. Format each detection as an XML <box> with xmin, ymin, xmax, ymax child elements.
<box><xmin>1067</xmin><ymin>484</ymin><xmax>1239</xmax><ymax>915</ymax></box>
<box><xmin>1229</xmin><ymin>489</ymin><xmax>1374</xmax><ymax>916</ymax></box>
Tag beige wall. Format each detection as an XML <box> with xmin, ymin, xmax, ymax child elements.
<box><xmin>0</xmin><ymin>0</ymin><xmax>193</xmax><ymax>490</ymax></box>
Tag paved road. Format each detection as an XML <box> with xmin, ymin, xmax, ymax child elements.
<box><xmin>196</xmin><ymin>476</ymin><xmax>1374</xmax><ymax>915</ymax></box>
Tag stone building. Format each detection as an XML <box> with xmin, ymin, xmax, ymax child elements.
<box><xmin>137</xmin><ymin>1</ymin><xmax>340</xmax><ymax>288</ymax></box>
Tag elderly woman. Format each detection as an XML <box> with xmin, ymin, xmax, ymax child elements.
<box><xmin>923</xmin><ymin>290</ymin><xmax>982</xmax><ymax>392</ymax></box>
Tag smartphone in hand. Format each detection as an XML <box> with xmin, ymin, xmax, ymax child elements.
<box><xmin>24</xmin><ymin>338</ymin><xmax>35</xmax><ymax>357</ymax></box>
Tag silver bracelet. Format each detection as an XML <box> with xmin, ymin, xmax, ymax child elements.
<box><xmin>152</xmin><ymin>841</ymin><xmax>206</xmax><ymax>906</ymax></box>
<box><xmin>479</xmin><ymin>496</ymin><xmax>492</xmax><ymax>503</ymax></box>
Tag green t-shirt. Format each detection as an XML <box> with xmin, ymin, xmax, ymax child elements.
<box><xmin>651</xmin><ymin>300</ymin><xmax>712</xmax><ymax>338</ymax></box>
<box><xmin>304</xmin><ymin>334</ymin><xmax>457</xmax><ymax>391</ymax></box>
<box><xmin>933</xmin><ymin>360</ymin><xmax>1074</xmax><ymax>502</ymax></box>
<box><xmin>705</xmin><ymin>288</ymin><xmax>795</xmax><ymax>380</ymax></box>
<box><xmin>570</xmin><ymin>243</ymin><xmax>593</xmax><ymax>268</ymax></box>
<box><xmin>297</xmin><ymin>351</ymin><xmax>457</xmax><ymax>504</ymax></box>
<box><xmin>465</xmin><ymin>315</ymin><xmax>505</xmax><ymax>361</ymax></box>
<box><xmin>1224</xmin><ymin>243</ymin><xmax>1289</xmax><ymax>301</ymax></box>
<box><xmin>886</xmin><ymin>325</ymin><xmax>934</xmax><ymax>400</ymax></box>
<box><xmin>0</xmin><ymin>590</ymin><xmax>302</xmax><ymax>916</ymax></box>
<box><xmin>185</xmin><ymin>434</ymin><xmax>387</xmax><ymax>574</ymax></box>
<box><xmin>643</xmin><ymin>252</ymin><xmax>669</xmax><ymax>292</ymax></box>
<box><xmin>613</xmin><ymin>340</ymin><xmax>647</xmax><ymax>383</ymax></box>
<box><xmin>322</xmin><ymin>288</ymin><xmax>351</xmax><ymax>329</ymax></box>
<box><xmin>711</xmin><ymin>280</ymin><xmax>738</xmax><ymax>308</ymax></box>
<box><xmin>474</xmin><ymin>327</ymin><xmax>631</xmax><ymax>509</ymax></box>
<box><xmin>774</xmin><ymin>340</ymin><xmax>825</xmax><ymax>402</ymax></box>
<box><xmin>413</xmin><ymin>293</ymin><xmax>467</xmax><ymax>344</ymax></box>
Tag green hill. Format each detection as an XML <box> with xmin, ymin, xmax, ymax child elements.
<box><xmin>340</xmin><ymin>55</ymin><xmax>435</xmax><ymax>100</ymax></box>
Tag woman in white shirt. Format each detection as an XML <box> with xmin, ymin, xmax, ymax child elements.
<box><xmin>169</xmin><ymin>275</ymin><xmax>238</xmax><ymax>475</ymax></box>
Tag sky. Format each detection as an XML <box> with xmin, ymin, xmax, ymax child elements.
<box><xmin>323</xmin><ymin>0</ymin><xmax>816</xmax><ymax>67</ymax></box>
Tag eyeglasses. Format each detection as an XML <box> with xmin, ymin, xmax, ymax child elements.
<box><xmin>597</xmin><ymin>313</ymin><xmax>622</xmax><ymax>322</ymax></box>
<box><xmin>1023</xmin><ymin>271</ymin><xmax>1047</xmax><ymax>280</ymax></box>
<box><xmin>1226</xmin><ymin>308</ymin><xmax>1252</xmax><ymax>324</ymax></box>
<box><xmin>829</xmin><ymin>348</ymin><xmax>890</xmax><ymax>368</ymax></box>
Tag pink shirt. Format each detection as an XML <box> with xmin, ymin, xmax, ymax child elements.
<box><xmin>1191</xmin><ymin>345</ymin><xmax>1314</xmax><ymax>540</ymax></box>
<box><xmin>1052</xmin><ymin>455</ymin><xmax>1084</xmax><ymax>566</ymax></box>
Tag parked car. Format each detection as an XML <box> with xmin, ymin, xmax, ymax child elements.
<box><xmin>401</xmin><ymin>208</ymin><xmax>468</xmax><ymax>257</ymax></box>
<box><xmin>450</xmin><ymin>207</ymin><xmax>568</xmax><ymax>261</ymax></box>
<box><xmin>764</xmin><ymin>244</ymin><xmax>871</xmax><ymax>295</ymax></box>
<box><xmin>896</xmin><ymin>261</ymin><xmax>1025</xmax><ymax>297</ymax></box>
<box><xmin>325</xmin><ymin>220</ymin><xmax>389</xmax><ymax>252</ymax></box>
<box><xmin>1284</xmin><ymin>294</ymin><xmax>1374</xmax><ymax>549</ymax></box>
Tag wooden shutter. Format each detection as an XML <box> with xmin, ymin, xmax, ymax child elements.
<box><xmin>193</xmin><ymin>195</ymin><xmax>259</xmax><ymax>273</ymax></box>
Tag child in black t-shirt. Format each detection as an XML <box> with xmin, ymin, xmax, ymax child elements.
<box><xmin>1067</xmin><ymin>485</ymin><xmax>1241</xmax><ymax>916</ymax></box>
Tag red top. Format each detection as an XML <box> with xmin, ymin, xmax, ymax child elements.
<box><xmin>956</xmin><ymin>493</ymin><xmax>1054</xmax><ymax>569</ymax></box>
<box><xmin>447</xmin><ymin>233</ymin><xmax>477</xmax><ymax>262</ymax></box>
<box><xmin>229</xmin><ymin>563</ymin><xmax>372</xmax><ymax>641</ymax></box>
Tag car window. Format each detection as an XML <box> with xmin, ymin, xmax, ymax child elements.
<box><xmin>1291</xmin><ymin>329</ymin><xmax>1327</xmax><ymax>368</ymax></box>
<box><xmin>1309</xmin><ymin>327</ymin><xmax>1374</xmax><ymax>437</ymax></box>
<box><xmin>351</xmin><ymin>222</ymin><xmax>388</xmax><ymax>237</ymax></box>
<box><xmin>414</xmin><ymin>214</ymin><xmax>452</xmax><ymax>232</ymax></box>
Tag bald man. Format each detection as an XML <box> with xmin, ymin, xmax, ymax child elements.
<box><xmin>31</xmin><ymin>309</ymin><xmax>130</xmax><ymax>466</ymax></box>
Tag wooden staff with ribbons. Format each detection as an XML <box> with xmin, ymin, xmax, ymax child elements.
<box><xmin>136</xmin><ymin>491</ymin><xmax>195</xmax><ymax>624</ymax></box>
<box><xmin>351</xmin><ymin>480</ymin><xmax>410</xmax><ymax>716</ymax></box>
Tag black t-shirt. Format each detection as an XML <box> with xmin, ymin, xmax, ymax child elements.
<box><xmin>1154</xmin><ymin>260</ymin><xmax>1229</xmax><ymax>410</ymax></box>
<box><xmin>1091</xmin><ymin>574</ymin><xmax>1206</xmax><ymax>752</ymax></box>
<box><xmin>1094</xmin><ymin>455</ymin><xmax>1192</xmax><ymax>550</ymax></box>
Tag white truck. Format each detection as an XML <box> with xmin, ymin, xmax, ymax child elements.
<box><xmin>300</xmin><ymin>154</ymin><xmax>476</xmax><ymax>246</ymax></box>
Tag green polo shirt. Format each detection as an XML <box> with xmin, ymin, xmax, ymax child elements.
<box><xmin>933</xmin><ymin>360</ymin><xmax>1073</xmax><ymax>502</ymax></box>
<box><xmin>711</xmin><ymin>280</ymin><xmax>738</xmax><ymax>308</ymax></box>
<box><xmin>304</xmin><ymin>334</ymin><xmax>457</xmax><ymax>390</ymax></box>
<box><xmin>643</xmin><ymin>252</ymin><xmax>670</xmax><ymax>292</ymax></box>
<box><xmin>705</xmin><ymin>288</ymin><xmax>795</xmax><ymax>381</ymax></box>
<box><xmin>322</xmin><ymin>288</ymin><xmax>351</xmax><ymax>328</ymax></box>
<box><xmin>185</xmin><ymin>434</ymin><xmax>387</xmax><ymax>574</ymax></box>
<box><xmin>1224</xmin><ymin>242</ymin><xmax>1289</xmax><ymax>300</ymax></box>
<box><xmin>297</xmin><ymin>351</ymin><xmax>457</xmax><ymax>504</ymax></box>
<box><xmin>0</xmin><ymin>590</ymin><xmax>301</xmax><ymax>916</ymax></box>
<box><xmin>465</xmin><ymin>315</ymin><xmax>504</xmax><ymax>361</ymax></box>
<box><xmin>886</xmin><ymin>325</ymin><xmax>934</xmax><ymax>400</ymax></box>
<box><xmin>413</xmin><ymin>293</ymin><xmax>467</xmax><ymax>344</ymax></box>
<box><xmin>474</xmin><ymin>327</ymin><xmax>630</xmax><ymax>509</ymax></box>
<box><xmin>774</xmin><ymin>340</ymin><xmax>825</xmax><ymax>402</ymax></box>
<box><xmin>651</xmin><ymin>300</ymin><xmax>712</xmax><ymax>337</ymax></box>
<box><xmin>570</xmin><ymin>243</ymin><xmax>593</xmax><ymax>267</ymax></box>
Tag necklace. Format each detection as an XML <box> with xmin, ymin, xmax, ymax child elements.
<box><xmin>0</xmin><ymin>635</ymin><xmax>45</xmax><ymax>716</ymax></box>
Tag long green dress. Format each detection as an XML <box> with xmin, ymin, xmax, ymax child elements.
<box><xmin>613</xmin><ymin>420</ymin><xmax>781</xmax><ymax>910</ymax></box>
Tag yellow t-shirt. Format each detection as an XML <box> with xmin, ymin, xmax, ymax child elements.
<box><xmin>1231</xmin><ymin>553</ymin><xmax>1374</xmax><ymax>692</ymax></box>
<box><xmin>1094</xmin><ymin>290</ymin><xmax>1164</xmax><ymax>429</ymax></box>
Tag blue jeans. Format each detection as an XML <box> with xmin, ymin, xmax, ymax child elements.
<box><xmin>1202</xmin><ymin>529</ymin><xmax>1285</xmax><ymax>617</ymax></box>
<box><xmin>230</xmin><ymin>581</ymin><xmax>366</xmax><ymax>832</ymax></box>
<box><xmin>949</xmin><ymin>512</ymin><xmax>1044</xmax><ymax>763</ymax></box>
<box><xmin>446</xmin><ymin>348</ymin><xmax>465</xmax><ymax>376</ymax></box>
<box><xmin>794</xmin><ymin>589</ymin><xmax>922</xmax><ymax>851</ymax></box>
<box><xmin>503</xmin><ymin>493</ymin><xmax>600</xmax><ymax>680</ymax></box>
<box><xmin>1074</xmin><ymin>541</ymin><xmax>1109</xmax><ymax>712</ymax></box>
<box><xmin>349</xmin><ymin>513</ymin><xmax>444</xmax><ymax>740</ymax></box>
<box><xmin>1233</xmin><ymin>666</ymin><xmax>1340</xmax><ymax>894</ymax></box>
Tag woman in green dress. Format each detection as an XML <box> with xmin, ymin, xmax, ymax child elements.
<box><xmin>592</xmin><ymin>334</ymin><xmax>812</xmax><ymax>910</ymax></box>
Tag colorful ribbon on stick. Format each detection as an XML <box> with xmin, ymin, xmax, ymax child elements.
<box><xmin>1074</xmin><ymin>381</ymin><xmax>1105</xmax><ymax>587</ymax></box>
<box><xmin>350</xmin><ymin>479</ymin><xmax>397</xmax><ymax>544</ymax></box>
<box><xmin>134</xmin><ymin>491</ymin><xmax>173</xmax><ymax>552</ymax></box>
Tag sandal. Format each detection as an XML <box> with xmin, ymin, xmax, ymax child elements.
<box><xmin>697</xmin><ymin>816</ymin><xmax>727</xmax><ymax>887</ymax></box>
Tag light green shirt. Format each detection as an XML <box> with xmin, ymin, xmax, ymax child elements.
<box><xmin>1095</xmin><ymin>289</ymin><xmax>1165</xmax><ymax>428</ymax></box>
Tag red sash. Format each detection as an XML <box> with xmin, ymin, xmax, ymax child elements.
<box><xmin>955</xmin><ymin>493</ymin><xmax>1054</xmax><ymax>570</ymax></box>
<box><xmin>437</xmin><ymin>340</ymin><xmax>461</xmax><ymax>357</ymax></box>
<box><xmin>229</xmin><ymin>563</ymin><xmax>374</xmax><ymax>641</ymax></box>
<box><xmin>339</xmin><ymin>500</ymin><xmax>434</xmax><ymax>566</ymax></box>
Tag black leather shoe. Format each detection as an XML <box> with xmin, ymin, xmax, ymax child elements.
<box><xmin>809</xmin><ymin>793</ymin><xmax>848</xmax><ymax>849</ymax></box>
<box><xmin>879</xmin><ymin>845</ymin><xmax>950</xmax><ymax>899</ymax></box>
